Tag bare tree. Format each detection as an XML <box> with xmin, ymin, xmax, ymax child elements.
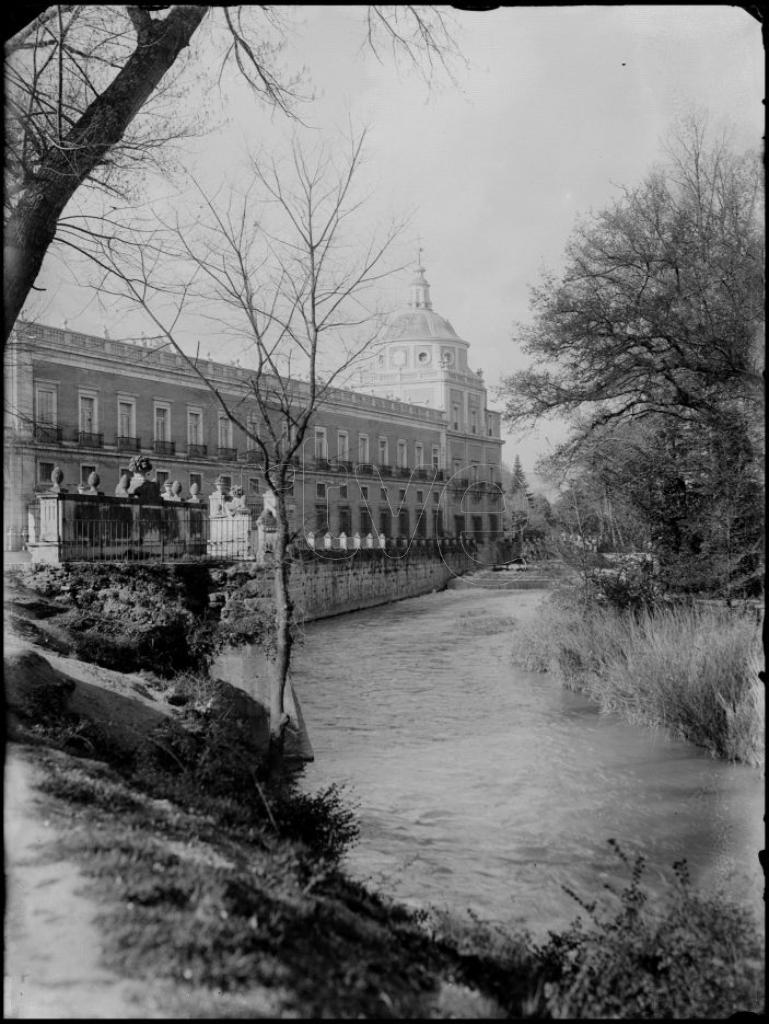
<box><xmin>93</xmin><ymin>128</ymin><xmax>407</xmax><ymax>771</ymax></box>
<box><xmin>4</xmin><ymin>5</ymin><xmax>460</xmax><ymax>339</ymax></box>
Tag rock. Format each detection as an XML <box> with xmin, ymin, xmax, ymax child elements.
<box><xmin>205</xmin><ymin>679</ymin><xmax>271</xmax><ymax>757</ymax></box>
<box><xmin>4</xmin><ymin>650</ymin><xmax>76</xmax><ymax>721</ymax></box>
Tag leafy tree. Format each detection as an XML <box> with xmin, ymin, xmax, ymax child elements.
<box><xmin>501</xmin><ymin>118</ymin><xmax>764</xmax><ymax>596</ymax></box>
<box><xmin>4</xmin><ymin>5</ymin><xmax>459</xmax><ymax>339</ymax></box>
<box><xmin>500</xmin><ymin>118</ymin><xmax>763</xmax><ymax>439</ymax></box>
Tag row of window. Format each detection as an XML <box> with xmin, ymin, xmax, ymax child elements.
<box><xmin>313</xmin><ymin>428</ymin><xmax>439</xmax><ymax>470</ymax></box>
<box><xmin>34</xmin><ymin>384</ymin><xmax>458</xmax><ymax>467</ymax></box>
<box><xmin>451</xmin><ymin>404</ymin><xmax>492</xmax><ymax>436</ymax></box>
<box><xmin>315</xmin><ymin>483</ymin><xmax>441</xmax><ymax>504</ymax></box>
<box><xmin>35</xmin><ymin>384</ymin><xmax>237</xmax><ymax>448</ymax></box>
<box><xmin>312</xmin><ymin>506</ymin><xmax>500</xmax><ymax>538</ymax></box>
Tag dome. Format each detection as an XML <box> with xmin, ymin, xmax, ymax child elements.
<box><xmin>383</xmin><ymin>308</ymin><xmax>460</xmax><ymax>342</ymax></box>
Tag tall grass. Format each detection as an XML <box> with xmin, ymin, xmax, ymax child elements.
<box><xmin>514</xmin><ymin>590</ymin><xmax>764</xmax><ymax>766</ymax></box>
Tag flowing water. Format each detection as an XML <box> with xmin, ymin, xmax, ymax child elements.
<box><xmin>290</xmin><ymin>588</ymin><xmax>764</xmax><ymax>940</ymax></box>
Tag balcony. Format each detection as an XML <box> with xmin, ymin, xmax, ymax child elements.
<box><xmin>78</xmin><ymin>431</ymin><xmax>103</xmax><ymax>448</ymax></box>
<box><xmin>393</xmin><ymin>463</ymin><xmax>410</xmax><ymax>478</ymax></box>
<box><xmin>377</xmin><ymin>464</ymin><xmax>393</xmax><ymax>477</ymax></box>
<box><xmin>33</xmin><ymin>423</ymin><xmax>62</xmax><ymax>443</ymax></box>
<box><xmin>216</xmin><ymin>446</ymin><xmax>238</xmax><ymax>461</ymax></box>
<box><xmin>153</xmin><ymin>439</ymin><xmax>176</xmax><ymax>456</ymax></box>
<box><xmin>355</xmin><ymin>462</ymin><xmax>373</xmax><ymax>476</ymax></box>
<box><xmin>115</xmin><ymin>435</ymin><xmax>141</xmax><ymax>451</ymax></box>
<box><xmin>188</xmin><ymin>443</ymin><xmax>208</xmax><ymax>458</ymax></box>
<box><xmin>414</xmin><ymin>467</ymin><xmax>429</xmax><ymax>480</ymax></box>
<box><xmin>335</xmin><ymin>459</ymin><xmax>354</xmax><ymax>473</ymax></box>
<box><xmin>314</xmin><ymin>456</ymin><xmax>331</xmax><ymax>471</ymax></box>
<box><xmin>241</xmin><ymin>449</ymin><xmax>263</xmax><ymax>465</ymax></box>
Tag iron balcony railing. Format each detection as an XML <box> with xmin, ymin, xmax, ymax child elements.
<box><xmin>355</xmin><ymin>462</ymin><xmax>373</xmax><ymax>475</ymax></box>
<box><xmin>33</xmin><ymin>423</ymin><xmax>62</xmax><ymax>443</ymax></box>
<box><xmin>217</xmin><ymin>446</ymin><xmax>238</xmax><ymax>461</ymax></box>
<box><xmin>153</xmin><ymin>440</ymin><xmax>176</xmax><ymax>456</ymax></box>
<box><xmin>115</xmin><ymin>435</ymin><xmax>141</xmax><ymax>451</ymax></box>
<box><xmin>414</xmin><ymin>467</ymin><xmax>429</xmax><ymax>480</ymax></box>
<box><xmin>188</xmin><ymin>443</ymin><xmax>208</xmax><ymax>458</ymax></box>
<box><xmin>314</xmin><ymin>456</ymin><xmax>331</xmax><ymax>470</ymax></box>
<box><xmin>78</xmin><ymin>431</ymin><xmax>104</xmax><ymax>447</ymax></box>
<box><xmin>241</xmin><ymin>450</ymin><xmax>263</xmax><ymax>465</ymax></box>
<box><xmin>377</xmin><ymin>464</ymin><xmax>393</xmax><ymax>477</ymax></box>
<box><xmin>393</xmin><ymin>463</ymin><xmax>410</xmax><ymax>477</ymax></box>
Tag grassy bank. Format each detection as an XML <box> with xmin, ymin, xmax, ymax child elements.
<box><xmin>11</xmin><ymin>737</ymin><xmax>764</xmax><ymax>1019</ymax></box>
<box><xmin>513</xmin><ymin>586</ymin><xmax>764</xmax><ymax>766</ymax></box>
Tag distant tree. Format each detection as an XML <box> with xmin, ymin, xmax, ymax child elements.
<box><xmin>509</xmin><ymin>454</ymin><xmax>528</xmax><ymax>495</ymax></box>
<box><xmin>539</xmin><ymin>412</ymin><xmax>764</xmax><ymax>596</ymax></box>
<box><xmin>4</xmin><ymin>5</ymin><xmax>460</xmax><ymax>339</ymax></box>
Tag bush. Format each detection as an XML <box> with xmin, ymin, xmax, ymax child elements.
<box><xmin>273</xmin><ymin>779</ymin><xmax>360</xmax><ymax>865</ymax></box>
<box><xmin>535</xmin><ymin>840</ymin><xmax>765</xmax><ymax>1018</ymax></box>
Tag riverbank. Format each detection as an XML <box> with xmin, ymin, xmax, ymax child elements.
<box><xmin>3</xmin><ymin>571</ymin><xmax>539</xmax><ymax>1017</ymax></box>
<box><xmin>510</xmin><ymin>586</ymin><xmax>765</xmax><ymax>766</ymax></box>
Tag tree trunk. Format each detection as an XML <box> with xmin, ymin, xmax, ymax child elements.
<box><xmin>266</xmin><ymin>493</ymin><xmax>293</xmax><ymax>778</ymax></box>
<box><xmin>4</xmin><ymin>5</ymin><xmax>208</xmax><ymax>339</ymax></box>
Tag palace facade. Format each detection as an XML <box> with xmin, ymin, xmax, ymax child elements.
<box><xmin>4</xmin><ymin>263</ymin><xmax>506</xmax><ymax>555</ymax></box>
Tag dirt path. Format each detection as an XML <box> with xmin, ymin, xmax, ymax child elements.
<box><xmin>3</xmin><ymin>747</ymin><xmax>152</xmax><ymax>1019</ymax></box>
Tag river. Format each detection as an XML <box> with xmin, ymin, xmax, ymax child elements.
<box><xmin>291</xmin><ymin>587</ymin><xmax>765</xmax><ymax>940</ymax></box>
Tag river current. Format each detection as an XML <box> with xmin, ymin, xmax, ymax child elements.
<box><xmin>291</xmin><ymin>588</ymin><xmax>765</xmax><ymax>940</ymax></box>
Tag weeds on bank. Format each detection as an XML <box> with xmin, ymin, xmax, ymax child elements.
<box><xmin>534</xmin><ymin>839</ymin><xmax>765</xmax><ymax>1018</ymax></box>
<box><xmin>513</xmin><ymin>588</ymin><xmax>764</xmax><ymax>765</ymax></box>
<box><xmin>28</xmin><ymin>749</ymin><xmax>523</xmax><ymax>1017</ymax></box>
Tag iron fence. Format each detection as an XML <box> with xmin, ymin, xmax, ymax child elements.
<box><xmin>30</xmin><ymin>502</ymin><xmax>257</xmax><ymax>563</ymax></box>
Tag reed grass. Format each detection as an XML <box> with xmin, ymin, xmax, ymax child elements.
<box><xmin>514</xmin><ymin>593</ymin><xmax>764</xmax><ymax>766</ymax></box>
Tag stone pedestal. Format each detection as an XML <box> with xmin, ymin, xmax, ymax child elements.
<box><xmin>208</xmin><ymin>514</ymin><xmax>253</xmax><ymax>559</ymax></box>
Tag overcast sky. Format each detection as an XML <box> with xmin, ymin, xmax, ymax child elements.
<box><xmin>24</xmin><ymin>5</ymin><xmax>764</xmax><ymax>479</ymax></box>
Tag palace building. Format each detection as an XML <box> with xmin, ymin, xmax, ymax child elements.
<box><xmin>4</xmin><ymin>262</ymin><xmax>506</xmax><ymax>556</ymax></box>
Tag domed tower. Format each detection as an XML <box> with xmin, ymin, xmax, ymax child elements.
<box><xmin>367</xmin><ymin>253</ymin><xmax>492</xmax><ymax>438</ymax></box>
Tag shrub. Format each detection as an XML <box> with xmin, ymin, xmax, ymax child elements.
<box><xmin>272</xmin><ymin>779</ymin><xmax>360</xmax><ymax>865</ymax></box>
<box><xmin>535</xmin><ymin>840</ymin><xmax>765</xmax><ymax>1018</ymax></box>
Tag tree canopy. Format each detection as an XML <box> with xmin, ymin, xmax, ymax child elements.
<box><xmin>499</xmin><ymin>120</ymin><xmax>763</xmax><ymax>439</ymax></box>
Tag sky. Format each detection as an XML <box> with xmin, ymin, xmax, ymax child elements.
<box><xmin>22</xmin><ymin>5</ymin><xmax>764</xmax><ymax>483</ymax></box>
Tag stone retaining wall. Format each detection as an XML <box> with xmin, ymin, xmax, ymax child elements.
<box><xmin>219</xmin><ymin>548</ymin><xmax>474</xmax><ymax>623</ymax></box>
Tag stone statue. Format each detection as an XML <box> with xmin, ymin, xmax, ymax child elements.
<box><xmin>126</xmin><ymin>454</ymin><xmax>160</xmax><ymax>500</ymax></box>
<box><xmin>228</xmin><ymin>485</ymin><xmax>249</xmax><ymax>515</ymax></box>
<box><xmin>115</xmin><ymin>472</ymin><xmax>131</xmax><ymax>498</ymax></box>
<box><xmin>78</xmin><ymin>470</ymin><xmax>100</xmax><ymax>495</ymax></box>
<box><xmin>208</xmin><ymin>475</ymin><xmax>230</xmax><ymax>517</ymax></box>
<box><xmin>49</xmin><ymin>466</ymin><xmax>66</xmax><ymax>493</ymax></box>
